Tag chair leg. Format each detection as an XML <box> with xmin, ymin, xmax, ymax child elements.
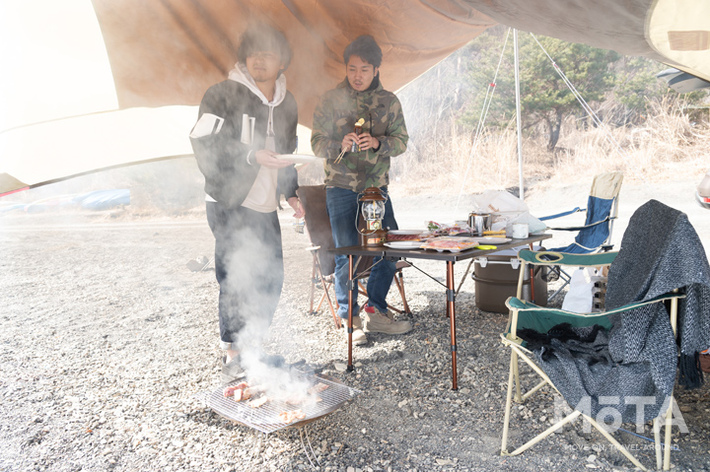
<box><xmin>584</xmin><ymin>415</ymin><xmax>648</xmax><ymax>471</ymax></box>
<box><xmin>654</xmin><ymin>416</ymin><xmax>662</xmax><ymax>470</ymax></box>
<box><xmin>393</xmin><ymin>270</ymin><xmax>411</xmax><ymax>314</ymax></box>
<box><xmin>501</xmin><ymin>351</ymin><xmax>518</xmax><ymax>454</ymax></box>
<box><xmin>310</xmin><ymin>250</ymin><xmax>341</xmax><ymax>329</ymax></box>
<box><xmin>456</xmin><ymin>258</ymin><xmax>475</xmax><ymax>295</ymax></box>
<box><xmin>309</xmin><ymin>254</ymin><xmax>318</xmax><ymax>315</ymax></box>
<box><xmin>663</xmin><ymin>396</ymin><xmax>674</xmax><ymax>470</ymax></box>
<box><xmin>547</xmin><ymin>266</ymin><xmax>572</xmax><ymax>302</ymax></box>
<box><xmin>358</xmin><ymin>278</ymin><xmax>410</xmax><ymax>315</ymax></box>
<box><xmin>509</xmin><ymin>410</ymin><xmax>582</xmax><ymax>457</ymax></box>
<box><xmin>321</xmin><ymin>278</ymin><xmax>340</xmax><ymax>330</ymax></box>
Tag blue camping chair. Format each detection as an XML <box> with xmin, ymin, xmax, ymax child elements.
<box><xmin>539</xmin><ymin>172</ymin><xmax>623</xmax><ymax>299</ymax></box>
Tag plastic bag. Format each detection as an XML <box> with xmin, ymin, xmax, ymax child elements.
<box><xmin>561</xmin><ymin>267</ymin><xmax>605</xmax><ymax>313</ymax></box>
<box><xmin>471</xmin><ymin>190</ymin><xmax>545</xmax><ymax>234</ymax></box>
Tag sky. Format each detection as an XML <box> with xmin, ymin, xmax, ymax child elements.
<box><xmin>0</xmin><ymin>0</ymin><xmax>118</xmax><ymax>132</ymax></box>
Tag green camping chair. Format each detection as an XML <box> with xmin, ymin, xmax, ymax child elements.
<box><xmin>500</xmin><ymin>249</ymin><xmax>685</xmax><ymax>471</ymax></box>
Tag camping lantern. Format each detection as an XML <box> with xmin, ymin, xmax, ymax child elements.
<box><xmin>358</xmin><ymin>187</ymin><xmax>387</xmax><ymax>246</ymax></box>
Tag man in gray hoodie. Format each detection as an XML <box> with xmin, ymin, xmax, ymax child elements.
<box><xmin>190</xmin><ymin>24</ymin><xmax>303</xmax><ymax>383</ymax></box>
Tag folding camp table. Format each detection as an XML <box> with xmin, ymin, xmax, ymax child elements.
<box><xmin>332</xmin><ymin>233</ymin><xmax>552</xmax><ymax>390</ymax></box>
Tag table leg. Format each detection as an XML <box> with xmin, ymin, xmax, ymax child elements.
<box><xmin>347</xmin><ymin>254</ymin><xmax>355</xmax><ymax>372</ymax></box>
<box><xmin>446</xmin><ymin>261</ymin><xmax>458</xmax><ymax>390</ymax></box>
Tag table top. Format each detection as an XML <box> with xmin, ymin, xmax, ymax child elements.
<box><xmin>331</xmin><ymin>233</ymin><xmax>552</xmax><ymax>262</ymax></box>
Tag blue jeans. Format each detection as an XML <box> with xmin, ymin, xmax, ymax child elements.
<box><xmin>325</xmin><ymin>186</ymin><xmax>398</xmax><ymax>318</ymax></box>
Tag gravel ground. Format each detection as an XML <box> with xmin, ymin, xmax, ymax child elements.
<box><xmin>1</xmin><ymin>179</ymin><xmax>709</xmax><ymax>472</ymax></box>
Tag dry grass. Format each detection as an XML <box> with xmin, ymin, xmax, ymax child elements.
<box><xmin>391</xmin><ymin>98</ymin><xmax>710</xmax><ymax>195</ymax></box>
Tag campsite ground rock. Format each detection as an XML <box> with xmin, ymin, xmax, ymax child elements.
<box><xmin>1</xmin><ymin>178</ymin><xmax>709</xmax><ymax>472</ymax></box>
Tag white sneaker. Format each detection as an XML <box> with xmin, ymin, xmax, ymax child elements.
<box><xmin>342</xmin><ymin>316</ymin><xmax>368</xmax><ymax>345</ymax></box>
<box><xmin>363</xmin><ymin>308</ymin><xmax>412</xmax><ymax>335</ymax></box>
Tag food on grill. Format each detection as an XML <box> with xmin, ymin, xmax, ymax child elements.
<box><xmin>279</xmin><ymin>409</ymin><xmax>306</xmax><ymax>424</ymax></box>
<box><xmin>223</xmin><ymin>381</ymin><xmax>257</xmax><ymax>402</ymax></box>
<box><xmin>421</xmin><ymin>236</ymin><xmax>479</xmax><ymax>252</ymax></box>
<box><xmin>285</xmin><ymin>394</ymin><xmax>307</xmax><ymax>406</ymax></box>
<box><xmin>249</xmin><ymin>396</ymin><xmax>269</xmax><ymax>408</ymax></box>
<box><xmin>308</xmin><ymin>382</ymin><xmax>330</xmax><ymax>394</ymax></box>
<box><xmin>223</xmin><ymin>382</ymin><xmax>248</xmax><ymax>397</ymax></box>
<box><xmin>206</xmin><ymin>375</ymin><xmax>361</xmax><ymax>434</ymax></box>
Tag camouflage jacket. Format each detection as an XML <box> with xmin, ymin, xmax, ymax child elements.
<box><xmin>311</xmin><ymin>78</ymin><xmax>408</xmax><ymax>192</ymax></box>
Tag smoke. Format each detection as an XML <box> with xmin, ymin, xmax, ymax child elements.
<box><xmin>213</xmin><ymin>202</ymin><xmax>319</xmax><ymax>400</ymax></box>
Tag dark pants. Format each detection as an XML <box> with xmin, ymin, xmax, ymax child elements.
<box><xmin>206</xmin><ymin>201</ymin><xmax>284</xmax><ymax>348</ymax></box>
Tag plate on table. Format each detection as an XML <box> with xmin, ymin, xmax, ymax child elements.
<box><xmin>477</xmin><ymin>237</ymin><xmax>511</xmax><ymax>245</ymax></box>
<box><xmin>384</xmin><ymin>241</ymin><xmax>423</xmax><ymax>249</ymax></box>
<box><xmin>275</xmin><ymin>154</ymin><xmax>323</xmax><ymax>164</ymax></box>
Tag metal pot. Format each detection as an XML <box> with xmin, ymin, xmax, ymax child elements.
<box><xmin>468</xmin><ymin>212</ymin><xmax>492</xmax><ymax>236</ymax></box>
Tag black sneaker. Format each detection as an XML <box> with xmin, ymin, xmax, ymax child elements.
<box><xmin>259</xmin><ymin>352</ymin><xmax>286</xmax><ymax>368</ymax></box>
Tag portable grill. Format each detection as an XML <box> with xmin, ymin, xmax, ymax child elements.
<box><xmin>201</xmin><ymin>374</ymin><xmax>360</xmax><ymax>434</ymax></box>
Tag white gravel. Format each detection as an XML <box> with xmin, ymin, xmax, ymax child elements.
<box><xmin>1</xmin><ymin>178</ymin><xmax>709</xmax><ymax>472</ymax></box>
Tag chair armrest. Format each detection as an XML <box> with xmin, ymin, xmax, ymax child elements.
<box><xmin>538</xmin><ymin>207</ymin><xmax>584</xmax><ymax>221</ymax></box>
<box><xmin>517</xmin><ymin>249</ymin><xmax>618</xmax><ymax>268</ymax></box>
<box><xmin>546</xmin><ymin>215</ymin><xmax>615</xmax><ymax>232</ymax></box>
<box><xmin>505</xmin><ymin>292</ymin><xmax>686</xmax><ymax>334</ymax></box>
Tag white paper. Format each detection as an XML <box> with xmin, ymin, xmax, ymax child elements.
<box><xmin>189</xmin><ymin>113</ymin><xmax>224</xmax><ymax>138</ymax></box>
<box><xmin>240</xmin><ymin>113</ymin><xmax>251</xmax><ymax>144</ymax></box>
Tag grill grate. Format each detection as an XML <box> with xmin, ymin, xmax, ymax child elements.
<box><xmin>202</xmin><ymin>374</ymin><xmax>360</xmax><ymax>434</ymax></box>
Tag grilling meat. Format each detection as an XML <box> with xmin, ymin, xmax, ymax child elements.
<box><xmin>248</xmin><ymin>396</ymin><xmax>269</xmax><ymax>408</ymax></box>
<box><xmin>223</xmin><ymin>382</ymin><xmax>248</xmax><ymax>397</ymax></box>
<box><xmin>308</xmin><ymin>382</ymin><xmax>330</xmax><ymax>394</ymax></box>
<box><xmin>279</xmin><ymin>409</ymin><xmax>306</xmax><ymax>424</ymax></box>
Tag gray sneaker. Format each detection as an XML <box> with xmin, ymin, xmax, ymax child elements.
<box><xmin>363</xmin><ymin>308</ymin><xmax>412</xmax><ymax>335</ymax></box>
<box><xmin>342</xmin><ymin>315</ymin><xmax>368</xmax><ymax>345</ymax></box>
<box><xmin>221</xmin><ymin>355</ymin><xmax>245</xmax><ymax>384</ymax></box>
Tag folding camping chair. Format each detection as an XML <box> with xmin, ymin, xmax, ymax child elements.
<box><xmin>297</xmin><ymin>185</ymin><xmax>411</xmax><ymax>329</ymax></box>
<box><xmin>500</xmin><ymin>199</ymin><xmax>710</xmax><ymax>471</ymax></box>
<box><xmin>500</xmin><ymin>250</ymin><xmax>683</xmax><ymax>471</ymax></box>
<box><xmin>298</xmin><ymin>185</ymin><xmax>340</xmax><ymax>328</ymax></box>
<box><xmin>539</xmin><ymin>171</ymin><xmax>623</xmax><ymax>300</ymax></box>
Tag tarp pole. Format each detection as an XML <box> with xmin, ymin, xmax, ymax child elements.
<box><xmin>514</xmin><ymin>29</ymin><xmax>524</xmax><ymax>201</ymax></box>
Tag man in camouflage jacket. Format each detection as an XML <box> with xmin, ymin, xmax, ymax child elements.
<box><xmin>311</xmin><ymin>35</ymin><xmax>412</xmax><ymax>345</ymax></box>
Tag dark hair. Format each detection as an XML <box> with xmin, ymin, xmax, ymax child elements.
<box><xmin>343</xmin><ymin>35</ymin><xmax>382</xmax><ymax>68</ymax></box>
<box><xmin>236</xmin><ymin>24</ymin><xmax>292</xmax><ymax>71</ymax></box>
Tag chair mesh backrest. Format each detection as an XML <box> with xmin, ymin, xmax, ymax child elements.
<box><xmin>297</xmin><ymin>185</ymin><xmax>336</xmax><ymax>276</ymax></box>
<box><xmin>572</xmin><ymin>195</ymin><xmax>614</xmax><ymax>248</ymax></box>
<box><xmin>552</xmin><ymin>172</ymin><xmax>623</xmax><ymax>254</ymax></box>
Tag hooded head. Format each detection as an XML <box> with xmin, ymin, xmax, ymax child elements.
<box><xmin>237</xmin><ymin>23</ymin><xmax>292</xmax><ymax>77</ymax></box>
